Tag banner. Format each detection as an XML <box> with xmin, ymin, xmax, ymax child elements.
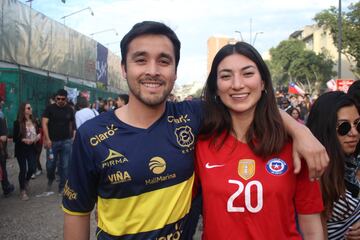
<box><xmin>336</xmin><ymin>79</ymin><xmax>354</xmax><ymax>93</ymax></box>
<box><xmin>96</xmin><ymin>43</ymin><xmax>108</xmax><ymax>86</ymax></box>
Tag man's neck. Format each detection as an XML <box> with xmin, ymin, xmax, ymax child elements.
<box><xmin>115</xmin><ymin>98</ymin><xmax>166</xmax><ymax>129</ymax></box>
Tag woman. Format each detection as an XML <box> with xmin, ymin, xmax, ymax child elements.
<box><xmin>306</xmin><ymin>91</ymin><xmax>360</xmax><ymax>239</ymax></box>
<box><xmin>287</xmin><ymin>107</ymin><xmax>305</xmax><ymax>124</ymax></box>
<box><xmin>13</xmin><ymin>102</ymin><xmax>40</xmax><ymax>200</ymax></box>
<box><xmin>195</xmin><ymin>42</ymin><xmax>324</xmax><ymax>239</ymax></box>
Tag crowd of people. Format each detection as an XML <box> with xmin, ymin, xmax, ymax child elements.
<box><xmin>0</xmin><ymin>20</ymin><xmax>359</xmax><ymax>240</ymax></box>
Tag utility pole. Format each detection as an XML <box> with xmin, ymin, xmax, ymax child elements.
<box><xmin>338</xmin><ymin>0</ymin><xmax>342</xmax><ymax>79</ymax></box>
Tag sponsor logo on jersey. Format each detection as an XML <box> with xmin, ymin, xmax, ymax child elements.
<box><xmin>101</xmin><ymin>149</ymin><xmax>129</xmax><ymax>169</ymax></box>
<box><xmin>175</xmin><ymin>126</ymin><xmax>194</xmax><ymax>148</ymax></box>
<box><xmin>205</xmin><ymin>163</ymin><xmax>225</xmax><ymax>169</ymax></box>
<box><xmin>145</xmin><ymin>156</ymin><xmax>177</xmax><ymax>185</ymax></box>
<box><xmin>266</xmin><ymin>158</ymin><xmax>288</xmax><ymax>175</ymax></box>
<box><xmin>63</xmin><ymin>181</ymin><xmax>77</xmax><ymax>200</ymax></box>
<box><xmin>156</xmin><ymin>224</ymin><xmax>182</xmax><ymax>240</ymax></box>
<box><xmin>149</xmin><ymin>157</ymin><xmax>166</xmax><ymax>174</ymax></box>
<box><xmin>167</xmin><ymin>114</ymin><xmax>190</xmax><ymax>124</ymax></box>
<box><xmin>238</xmin><ymin>159</ymin><xmax>255</xmax><ymax>180</ymax></box>
<box><xmin>108</xmin><ymin>171</ymin><xmax>132</xmax><ymax>184</ymax></box>
<box><xmin>89</xmin><ymin>124</ymin><xmax>118</xmax><ymax>146</ymax></box>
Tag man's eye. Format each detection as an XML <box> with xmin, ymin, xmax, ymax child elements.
<box><xmin>159</xmin><ymin>58</ymin><xmax>170</xmax><ymax>65</ymax></box>
<box><xmin>135</xmin><ymin>58</ymin><xmax>146</xmax><ymax>63</ymax></box>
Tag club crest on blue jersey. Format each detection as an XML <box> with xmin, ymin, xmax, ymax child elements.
<box><xmin>266</xmin><ymin>158</ymin><xmax>288</xmax><ymax>175</ymax></box>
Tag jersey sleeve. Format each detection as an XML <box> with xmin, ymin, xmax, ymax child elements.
<box><xmin>62</xmin><ymin>129</ymin><xmax>99</xmax><ymax>215</ymax></box>
<box><xmin>295</xmin><ymin>160</ymin><xmax>324</xmax><ymax>214</ymax></box>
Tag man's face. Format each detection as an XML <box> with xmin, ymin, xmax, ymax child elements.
<box><xmin>55</xmin><ymin>95</ymin><xmax>67</xmax><ymax>107</ymax></box>
<box><xmin>122</xmin><ymin>34</ymin><xmax>177</xmax><ymax>107</ymax></box>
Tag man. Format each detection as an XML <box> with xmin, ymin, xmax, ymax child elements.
<box><xmin>42</xmin><ymin>89</ymin><xmax>75</xmax><ymax>194</ymax></box>
<box><xmin>75</xmin><ymin>96</ymin><xmax>98</xmax><ymax>129</ymax></box>
<box><xmin>63</xmin><ymin>21</ymin><xmax>329</xmax><ymax>240</ymax></box>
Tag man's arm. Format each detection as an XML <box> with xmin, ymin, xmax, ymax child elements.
<box><xmin>41</xmin><ymin>117</ymin><xmax>51</xmax><ymax>149</ymax></box>
<box><xmin>64</xmin><ymin>213</ymin><xmax>90</xmax><ymax>240</ymax></box>
<box><xmin>280</xmin><ymin>110</ymin><xmax>329</xmax><ymax>180</ymax></box>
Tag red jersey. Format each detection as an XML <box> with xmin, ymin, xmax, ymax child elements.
<box><xmin>195</xmin><ymin>134</ymin><xmax>323</xmax><ymax>240</ymax></box>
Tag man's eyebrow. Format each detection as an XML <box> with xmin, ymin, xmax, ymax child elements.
<box><xmin>131</xmin><ymin>51</ymin><xmax>147</xmax><ymax>58</ymax></box>
<box><xmin>159</xmin><ymin>52</ymin><xmax>173</xmax><ymax>60</ymax></box>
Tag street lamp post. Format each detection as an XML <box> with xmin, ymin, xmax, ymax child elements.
<box><xmin>60</xmin><ymin>7</ymin><xmax>94</xmax><ymax>25</ymax></box>
<box><xmin>252</xmin><ymin>32</ymin><xmax>263</xmax><ymax>46</ymax></box>
<box><xmin>338</xmin><ymin>0</ymin><xmax>342</xmax><ymax>79</ymax></box>
<box><xmin>89</xmin><ymin>28</ymin><xmax>119</xmax><ymax>38</ymax></box>
<box><xmin>235</xmin><ymin>30</ymin><xmax>243</xmax><ymax>41</ymax></box>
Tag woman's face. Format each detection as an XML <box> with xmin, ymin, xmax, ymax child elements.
<box><xmin>25</xmin><ymin>104</ymin><xmax>32</xmax><ymax>115</ymax></box>
<box><xmin>336</xmin><ymin>105</ymin><xmax>360</xmax><ymax>156</ymax></box>
<box><xmin>291</xmin><ymin>109</ymin><xmax>299</xmax><ymax>120</ymax></box>
<box><xmin>216</xmin><ymin>53</ymin><xmax>264</xmax><ymax>118</ymax></box>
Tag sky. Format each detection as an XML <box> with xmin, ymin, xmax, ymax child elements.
<box><xmin>19</xmin><ymin>0</ymin><xmax>357</xmax><ymax>86</ymax></box>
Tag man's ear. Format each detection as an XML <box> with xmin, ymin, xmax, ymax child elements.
<box><xmin>121</xmin><ymin>64</ymin><xmax>127</xmax><ymax>79</ymax></box>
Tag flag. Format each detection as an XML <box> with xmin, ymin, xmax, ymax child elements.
<box><xmin>326</xmin><ymin>79</ymin><xmax>337</xmax><ymax>91</ymax></box>
<box><xmin>288</xmin><ymin>82</ymin><xmax>305</xmax><ymax>96</ymax></box>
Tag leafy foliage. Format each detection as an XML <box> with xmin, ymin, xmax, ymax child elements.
<box><xmin>269</xmin><ymin>39</ymin><xmax>335</xmax><ymax>93</ymax></box>
<box><xmin>314</xmin><ymin>2</ymin><xmax>360</xmax><ymax>78</ymax></box>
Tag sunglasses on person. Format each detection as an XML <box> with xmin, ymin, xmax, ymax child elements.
<box><xmin>56</xmin><ymin>97</ymin><xmax>66</xmax><ymax>101</ymax></box>
<box><xmin>337</xmin><ymin>120</ymin><xmax>360</xmax><ymax>136</ymax></box>
<box><xmin>26</xmin><ymin>106</ymin><xmax>32</xmax><ymax>110</ymax></box>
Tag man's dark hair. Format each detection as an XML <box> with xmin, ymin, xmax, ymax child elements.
<box><xmin>118</xmin><ymin>94</ymin><xmax>129</xmax><ymax>105</ymax></box>
<box><xmin>56</xmin><ymin>89</ymin><xmax>68</xmax><ymax>97</ymax></box>
<box><xmin>120</xmin><ymin>21</ymin><xmax>181</xmax><ymax>70</ymax></box>
<box><xmin>76</xmin><ymin>96</ymin><xmax>89</xmax><ymax>109</ymax></box>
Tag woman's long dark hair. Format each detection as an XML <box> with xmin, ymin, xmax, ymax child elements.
<box><xmin>16</xmin><ymin>102</ymin><xmax>35</xmax><ymax>139</ymax></box>
<box><xmin>306</xmin><ymin>91</ymin><xmax>359</xmax><ymax>218</ymax></box>
<box><xmin>200</xmin><ymin>41</ymin><xmax>287</xmax><ymax>157</ymax></box>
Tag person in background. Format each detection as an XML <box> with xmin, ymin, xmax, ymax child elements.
<box><xmin>196</xmin><ymin>42</ymin><xmax>324</xmax><ymax>239</ymax></box>
<box><xmin>63</xmin><ymin>20</ymin><xmax>328</xmax><ymax>240</ymax></box>
<box><xmin>34</xmin><ymin>117</ymin><xmax>43</xmax><ymax>177</ymax></box>
<box><xmin>13</xmin><ymin>102</ymin><xmax>40</xmax><ymax>200</ymax></box>
<box><xmin>42</xmin><ymin>89</ymin><xmax>75</xmax><ymax>194</ymax></box>
<box><xmin>0</xmin><ymin>116</ymin><xmax>14</xmax><ymax>197</ymax></box>
<box><xmin>348</xmin><ymin>80</ymin><xmax>360</xmax><ymax>108</ymax></box>
<box><xmin>348</xmin><ymin>80</ymin><xmax>360</xmax><ymax>182</ymax></box>
<box><xmin>107</xmin><ymin>98</ymin><xmax>115</xmax><ymax>110</ymax></box>
<box><xmin>307</xmin><ymin>91</ymin><xmax>360</xmax><ymax>239</ymax></box>
<box><xmin>115</xmin><ymin>94</ymin><xmax>129</xmax><ymax>109</ymax></box>
<box><xmin>98</xmin><ymin>99</ymin><xmax>110</xmax><ymax>113</ymax></box>
<box><xmin>75</xmin><ymin>96</ymin><xmax>99</xmax><ymax>129</ymax></box>
<box><xmin>287</xmin><ymin>107</ymin><xmax>305</xmax><ymax>124</ymax></box>
<box><xmin>0</xmin><ymin>96</ymin><xmax>4</xmax><ymax>119</ymax></box>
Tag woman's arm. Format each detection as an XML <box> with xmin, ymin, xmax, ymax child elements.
<box><xmin>298</xmin><ymin>213</ymin><xmax>324</xmax><ymax>240</ymax></box>
<box><xmin>280</xmin><ymin>110</ymin><xmax>329</xmax><ymax>180</ymax></box>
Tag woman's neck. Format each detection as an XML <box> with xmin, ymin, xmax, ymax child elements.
<box><xmin>230</xmin><ymin>110</ymin><xmax>254</xmax><ymax>143</ymax></box>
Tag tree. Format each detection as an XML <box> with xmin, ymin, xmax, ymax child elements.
<box><xmin>269</xmin><ymin>39</ymin><xmax>335</xmax><ymax>93</ymax></box>
<box><xmin>314</xmin><ymin>2</ymin><xmax>360</xmax><ymax>78</ymax></box>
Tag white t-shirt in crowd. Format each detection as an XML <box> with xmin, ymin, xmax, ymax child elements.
<box><xmin>75</xmin><ymin>108</ymin><xmax>99</xmax><ymax>129</ymax></box>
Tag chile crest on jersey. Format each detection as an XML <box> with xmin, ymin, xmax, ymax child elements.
<box><xmin>266</xmin><ymin>158</ymin><xmax>288</xmax><ymax>175</ymax></box>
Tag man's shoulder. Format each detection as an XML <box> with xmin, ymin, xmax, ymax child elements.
<box><xmin>77</xmin><ymin>111</ymin><xmax>114</xmax><ymax>134</ymax></box>
<box><xmin>167</xmin><ymin>100</ymin><xmax>203</xmax><ymax>112</ymax></box>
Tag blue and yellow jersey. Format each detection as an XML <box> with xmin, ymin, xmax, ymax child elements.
<box><xmin>62</xmin><ymin>100</ymin><xmax>203</xmax><ymax>239</ymax></box>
